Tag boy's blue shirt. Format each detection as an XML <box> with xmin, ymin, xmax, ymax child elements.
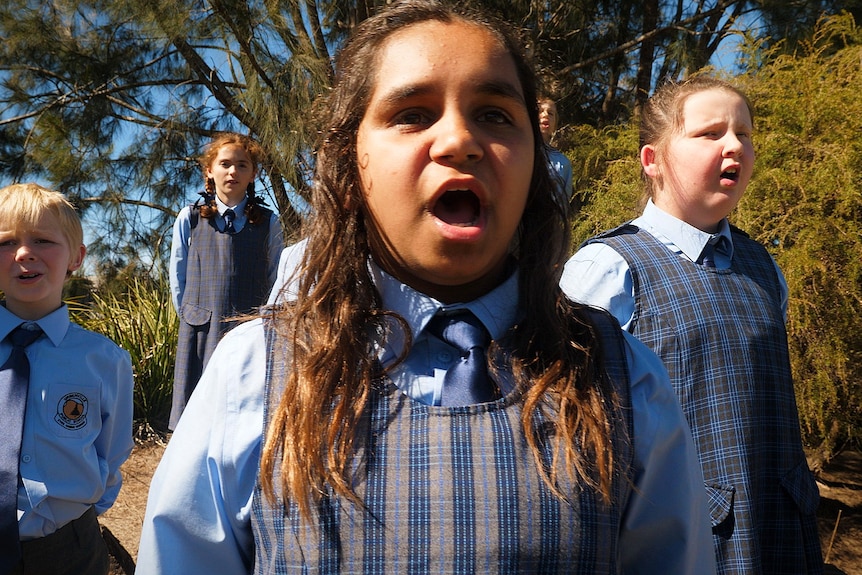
<box><xmin>0</xmin><ymin>303</ymin><xmax>134</xmax><ymax>540</ymax></box>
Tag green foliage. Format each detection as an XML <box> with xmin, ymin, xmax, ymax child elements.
<box><xmin>69</xmin><ymin>277</ymin><xmax>177</xmax><ymax>436</ymax></box>
<box><xmin>564</xmin><ymin>122</ymin><xmax>643</xmax><ymax>248</ymax></box>
<box><xmin>567</xmin><ymin>13</ymin><xmax>862</xmax><ymax>454</ymax></box>
<box><xmin>735</xmin><ymin>13</ymin><xmax>862</xmax><ymax>451</ymax></box>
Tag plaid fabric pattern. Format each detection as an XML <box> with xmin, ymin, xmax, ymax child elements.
<box><xmin>594</xmin><ymin>225</ymin><xmax>823</xmax><ymax>575</ymax></box>
<box><xmin>171</xmin><ymin>206</ymin><xmax>272</xmax><ymax>427</ymax></box>
<box><xmin>252</xmin><ymin>309</ymin><xmax>633</xmax><ymax>574</ymax></box>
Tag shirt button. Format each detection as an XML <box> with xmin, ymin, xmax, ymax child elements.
<box><xmin>21</xmin><ymin>455</ymin><xmax>31</xmax><ymax>463</ymax></box>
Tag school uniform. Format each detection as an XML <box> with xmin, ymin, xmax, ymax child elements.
<box><xmin>561</xmin><ymin>200</ymin><xmax>823</xmax><ymax>574</ymax></box>
<box><xmin>137</xmin><ymin>263</ymin><xmax>715</xmax><ymax>574</ymax></box>
<box><xmin>0</xmin><ymin>304</ymin><xmax>134</xmax><ymax>574</ymax></box>
<box><xmin>169</xmin><ymin>195</ymin><xmax>283</xmax><ymax>429</ymax></box>
<box><xmin>545</xmin><ymin>144</ymin><xmax>573</xmax><ymax>205</ymax></box>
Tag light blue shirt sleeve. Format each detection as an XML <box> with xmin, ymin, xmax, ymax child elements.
<box><xmin>136</xmin><ymin>319</ymin><xmax>265</xmax><ymax>574</ymax></box>
<box><xmin>561</xmin><ymin>242</ymin><xmax>637</xmax><ymax>330</ymax></box>
<box><xmin>619</xmin><ymin>331</ymin><xmax>716</xmax><ymax>574</ymax></box>
<box><xmin>168</xmin><ymin>206</ymin><xmax>193</xmax><ymax>313</ymax></box>
<box><xmin>0</xmin><ymin>305</ymin><xmax>134</xmax><ymax>539</ymax></box>
<box><xmin>266</xmin><ymin>239</ymin><xmax>308</xmax><ymax>305</ymax></box>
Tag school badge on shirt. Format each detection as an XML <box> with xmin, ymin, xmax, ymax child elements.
<box><xmin>55</xmin><ymin>392</ymin><xmax>89</xmax><ymax>430</ymax></box>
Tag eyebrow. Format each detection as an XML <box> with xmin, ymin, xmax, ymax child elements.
<box><xmin>377</xmin><ymin>80</ymin><xmax>526</xmax><ymax>107</ymax></box>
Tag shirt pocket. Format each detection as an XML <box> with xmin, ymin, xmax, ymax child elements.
<box><xmin>44</xmin><ymin>381</ymin><xmax>102</xmax><ymax>440</ymax></box>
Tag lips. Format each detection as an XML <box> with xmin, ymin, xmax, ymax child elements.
<box><xmin>433</xmin><ymin>189</ymin><xmax>481</xmax><ymax>227</ymax></box>
<box><xmin>720</xmin><ymin>166</ymin><xmax>740</xmax><ymax>185</ymax></box>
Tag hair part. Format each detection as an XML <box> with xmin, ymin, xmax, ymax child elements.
<box><xmin>640</xmin><ymin>75</ymin><xmax>753</xmax><ymax>199</ymax></box>
<box><xmin>261</xmin><ymin>0</ymin><xmax>621</xmax><ymax>521</ymax></box>
<box><xmin>0</xmin><ymin>183</ymin><xmax>84</xmax><ymax>255</ymax></box>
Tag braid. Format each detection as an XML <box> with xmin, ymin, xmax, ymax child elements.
<box><xmin>198</xmin><ymin>182</ymin><xmax>218</xmax><ymax>219</ymax></box>
<box><xmin>244</xmin><ymin>181</ymin><xmax>269</xmax><ymax>225</ymax></box>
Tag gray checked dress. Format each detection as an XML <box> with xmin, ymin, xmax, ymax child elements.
<box><xmin>592</xmin><ymin>225</ymin><xmax>822</xmax><ymax>575</ymax></box>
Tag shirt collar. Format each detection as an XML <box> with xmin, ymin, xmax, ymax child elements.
<box><xmin>639</xmin><ymin>199</ymin><xmax>734</xmax><ymax>261</ymax></box>
<box><xmin>215</xmin><ymin>195</ymin><xmax>248</xmax><ymax>215</ymax></box>
<box><xmin>0</xmin><ymin>303</ymin><xmax>69</xmax><ymax>346</ymax></box>
<box><xmin>370</xmin><ymin>259</ymin><xmax>520</xmax><ymax>362</ymax></box>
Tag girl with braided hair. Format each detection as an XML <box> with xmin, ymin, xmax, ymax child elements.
<box><xmin>168</xmin><ymin>132</ymin><xmax>283</xmax><ymax>429</ymax></box>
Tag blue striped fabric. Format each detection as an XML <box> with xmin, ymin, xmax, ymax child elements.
<box><xmin>594</xmin><ymin>225</ymin><xmax>823</xmax><ymax>575</ymax></box>
<box><xmin>252</xmin><ymin>310</ymin><xmax>633</xmax><ymax>574</ymax></box>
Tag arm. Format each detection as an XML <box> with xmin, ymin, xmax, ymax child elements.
<box><xmin>94</xmin><ymin>346</ymin><xmax>135</xmax><ymax>514</ymax></box>
<box><xmin>560</xmin><ymin>243</ymin><xmax>636</xmax><ymax>331</ymax></box>
<box><xmin>618</xmin><ymin>332</ymin><xmax>717</xmax><ymax>575</ymax></box>
<box><xmin>136</xmin><ymin>320</ymin><xmax>266</xmax><ymax>574</ymax></box>
<box><xmin>266</xmin><ymin>238</ymin><xmax>308</xmax><ymax>305</ymax></box>
<box><xmin>169</xmin><ymin>207</ymin><xmax>192</xmax><ymax>313</ymax></box>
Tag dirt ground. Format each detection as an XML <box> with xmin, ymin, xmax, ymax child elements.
<box><xmin>99</xmin><ymin>441</ymin><xmax>862</xmax><ymax>574</ymax></box>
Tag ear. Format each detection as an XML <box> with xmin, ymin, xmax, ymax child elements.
<box><xmin>68</xmin><ymin>244</ymin><xmax>86</xmax><ymax>273</ymax></box>
<box><xmin>640</xmin><ymin>144</ymin><xmax>660</xmax><ymax>178</ymax></box>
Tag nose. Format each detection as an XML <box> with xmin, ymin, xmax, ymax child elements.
<box><xmin>429</xmin><ymin>112</ymin><xmax>483</xmax><ymax>165</ymax></box>
<box><xmin>723</xmin><ymin>133</ymin><xmax>744</xmax><ymax>156</ymax></box>
<box><xmin>15</xmin><ymin>243</ymin><xmax>36</xmax><ymax>261</ymax></box>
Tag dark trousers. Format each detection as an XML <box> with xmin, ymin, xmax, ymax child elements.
<box><xmin>11</xmin><ymin>507</ymin><xmax>109</xmax><ymax>575</ymax></box>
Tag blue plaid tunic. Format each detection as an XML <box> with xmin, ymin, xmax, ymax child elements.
<box><xmin>251</xmin><ymin>310</ymin><xmax>634</xmax><ymax>574</ymax></box>
<box><xmin>592</xmin><ymin>225</ymin><xmax>822</xmax><ymax>575</ymax></box>
<box><xmin>171</xmin><ymin>206</ymin><xmax>273</xmax><ymax>428</ymax></box>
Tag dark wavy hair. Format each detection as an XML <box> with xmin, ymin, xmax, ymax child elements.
<box><xmin>261</xmin><ymin>0</ymin><xmax>620</xmax><ymax>521</ymax></box>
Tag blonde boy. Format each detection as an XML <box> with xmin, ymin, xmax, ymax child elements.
<box><xmin>0</xmin><ymin>183</ymin><xmax>133</xmax><ymax>575</ymax></box>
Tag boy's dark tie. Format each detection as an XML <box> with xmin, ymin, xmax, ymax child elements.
<box><xmin>0</xmin><ymin>324</ymin><xmax>43</xmax><ymax>569</ymax></box>
<box><xmin>223</xmin><ymin>209</ymin><xmax>236</xmax><ymax>234</ymax></box>
<box><xmin>426</xmin><ymin>311</ymin><xmax>499</xmax><ymax>405</ymax></box>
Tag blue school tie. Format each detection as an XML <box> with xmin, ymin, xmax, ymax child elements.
<box><xmin>0</xmin><ymin>324</ymin><xmax>43</xmax><ymax>570</ymax></box>
<box><xmin>700</xmin><ymin>237</ymin><xmax>726</xmax><ymax>268</ymax></box>
<box><xmin>223</xmin><ymin>209</ymin><xmax>236</xmax><ymax>234</ymax></box>
<box><xmin>427</xmin><ymin>310</ymin><xmax>499</xmax><ymax>405</ymax></box>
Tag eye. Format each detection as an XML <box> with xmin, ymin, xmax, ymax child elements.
<box><xmin>394</xmin><ymin>109</ymin><xmax>431</xmax><ymax>126</ymax></box>
<box><xmin>478</xmin><ymin>109</ymin><xmax>512</xmax><ymax>125</ymax></box>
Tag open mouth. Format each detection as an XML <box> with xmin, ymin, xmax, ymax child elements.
<box><xmin>433</xmin><ymin>189</ymin><xmax>481</xmax><ymax>226</ymax></box>
<box><xmin>720</xmin><ymin>167</ymin><xmax>739</xmax><ymax>183</ymax></box>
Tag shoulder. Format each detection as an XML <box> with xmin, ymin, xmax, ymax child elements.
<box><xmin>588</xmin><ymin>222</ymin><xmax>640</xmax><ymax>243</ymax></box>
<box><xmin>66</xmin><ymin>323</ymin><xmax>131</xmax><ymax>363</ymax></box>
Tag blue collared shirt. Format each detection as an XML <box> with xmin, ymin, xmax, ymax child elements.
<box><xmin>0</xmin><ymin>304</ymin><xmax>134</xmax><ymax>540</ymax></box>
<box><xmin>561</xmin><ymin>200</ymin><xmax>788</xmax><ymax>330</ymax></box>
<box><xmin>169</xmin><ymin>194</ymin><xmax>284</xmax><ymax>312</ymax></box>
<box><xmin>137</xmin><ymin>262</ymin><xmax>715</xmax><ymax>574</ymax></box>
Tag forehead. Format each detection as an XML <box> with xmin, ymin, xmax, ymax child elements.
<box><xmin>681</xmin><ymin>88</ymin><xmax>751</xmax><ymax>124</ymax></box>
<box><xmin>539</xmin><ymin>100</ymin><xmax>557</xmax><ymax>112</ymax></box>
<box><xmin>370</xmin><ymin>20</ymin><xmax>523</xmax><ymax>101</ymax></box>
<box><xmin>213</xmin><ymin>144</ymin><xmax>252</xmax><ymax>162</ymax></box>
<box><xmin>0</xmin><ymin>209</ymin><xmax>64</xmax><ymax>234</ymax></box>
